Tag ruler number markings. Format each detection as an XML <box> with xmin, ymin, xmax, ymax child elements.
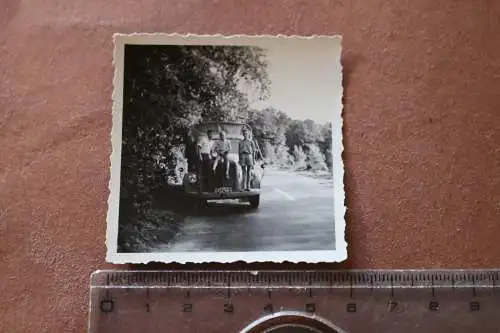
<box><xmin>224</xmin><ymin>303</ymin><xmax>234</xmax><ymax>313</ymax></box>
<box><xmin>264</xmin><ymin>303</ymin><xmax>274</xmax><ymax>313</ymax></box>
<box><xmin>99</xmin><ymin>299</ymin><xmax>114</xmax><ymax>313</ymax></box>
<box><xmin>99</xmin><ymin>276</ymin><xmax>114</xmax><ymax>314</ymax></box>
<box><xmin>96</xmin><ymin>296</ymin><xmax>483</xmax><ymax>316</ymax></box>
<box><xmin>305</xmin><ymin>303</ymin><xmax>316</xmax><ymax>313</ymax></box>
<box><xmin>428</xmin><ymin>300</ymin><xmax>440</xmax><ymax>312</ymax></box>
<box><xmin>470</xmin><ymin>301</ymin><xmax>480</xmax><ymax>312</ymax></box>
<box><xmin>387</xmin><ymin>299</ymin><xmax>398</xmax><ymax>312</ymax></box>
<box><xmin>92</xmin><ymin>270</ymin><xmax>500</xmax><ymax>323</ymax></box>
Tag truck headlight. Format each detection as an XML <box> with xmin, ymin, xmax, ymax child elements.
<box><xmin>188</xmin><ymin>174</ymin><xmax>198</xmax><ymax>183</ymax></box>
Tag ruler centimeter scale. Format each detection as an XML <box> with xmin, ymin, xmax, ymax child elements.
<box><xmin>88</xmin><ymin>270</ymin><xmax>500</xmax><ymax>333</ymax></box>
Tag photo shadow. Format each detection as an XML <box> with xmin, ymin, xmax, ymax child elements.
<box><xmin>187</xmin><ymin>201</ymin><xmax>255</xmax><ymax>217</ymax></box>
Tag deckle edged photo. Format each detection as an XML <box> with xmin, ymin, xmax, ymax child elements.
<box><xmin>106</xmin><ymin>33</ymin><xmax>346</xmax><ymax>264</ymax></box>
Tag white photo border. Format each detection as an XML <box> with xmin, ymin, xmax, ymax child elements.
<box><xmin>106</xmin><ymin>33</ymin><xmax>347</xmax><ymax>264</ymax></box>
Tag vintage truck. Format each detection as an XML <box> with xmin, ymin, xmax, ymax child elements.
<box><xmin>179</xmin><ymin>121</ymin><xmax>265</xmax><ymax>209</ymax></box>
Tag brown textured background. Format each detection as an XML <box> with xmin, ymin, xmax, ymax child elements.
<box><xmin>1</xmin><ymin>0</ymin><xmax>499</xmax><ymax>332</ymax></box>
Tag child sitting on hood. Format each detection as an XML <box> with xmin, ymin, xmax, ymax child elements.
<box><xmin>211</xmin><ymin>131</ymin><xmax>232</xmax><ymax>179</ymax></box>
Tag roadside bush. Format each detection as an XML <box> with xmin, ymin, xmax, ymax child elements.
<box><xmin>262</xmin><ymin>141</ymin><xmax>276</xmax><ymax>164</ymax></box>
<box><xmin>292</xmin><ymin>145</ymin><xmax>308</xmax><ymax>171</ymax></box>
<box><xmin>325</xmin><ymin>146</ymin><xmax>333</xmax><ymax>172</ymax></box>
<box><xmin>274</xmin><ymin>144</ymin><xmax>294</xmax><ymax>169</ymax></box>
<box><xmin>117</xmin><ymin>207</ymin><xmax>183</xmax><ymax>253</ymax></box>
<box><xmin>154</xmin><ymin>145</ymin><xmax>187</xmax><ymax>185</ymax></box>
<box><xmin>305</xmin><ymin>144</ymin><xmax>328</xmax><ymax>172</ymax></box>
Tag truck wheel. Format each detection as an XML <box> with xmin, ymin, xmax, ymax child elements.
<box><xmin>249</xmin><ymin>195</ymin><xmax>260</xmax><ymax>209</ymax></box>
<box><xmin>192</xmin><ymin>198</ymin><xmax>207</xmax><ymax>211</ymax></box>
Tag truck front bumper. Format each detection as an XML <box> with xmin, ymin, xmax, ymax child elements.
<box><xmin>186</xmin><ymin>190</ymin><xmax>260</xmax><ymax>200</ymax></box>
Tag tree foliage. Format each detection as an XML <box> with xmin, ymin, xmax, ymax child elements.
<box><xmin>120</xmin><ymin>44</ymin><xmax>270</xmax><ymax>216</ymax></box>
<box><xmin>243</xmin><ymin>107</ymin><xmax>333</xmax><ymax>172</ymax></box>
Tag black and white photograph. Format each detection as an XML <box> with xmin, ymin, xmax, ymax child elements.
<box><xmin>106</xmin><ymin>33</ymin><xmax>346</xmax><ymax>263</ymax></box>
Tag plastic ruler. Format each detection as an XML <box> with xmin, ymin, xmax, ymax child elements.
<box><xmin>88</xmin><ymin>269</ymin><xmax>500</xmax><ymax>332</ymax></box>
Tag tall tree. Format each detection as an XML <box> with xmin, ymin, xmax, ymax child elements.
<box><xmin>285</xmin><ymin>120</ymin><xmax>308</xmax><ymax>149</ymax></box>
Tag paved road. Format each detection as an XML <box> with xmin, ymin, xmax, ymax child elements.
<box><xmin>154</xmin><ymin>168</ymin><xmax>336</xmax><ymax>252</ymax></box>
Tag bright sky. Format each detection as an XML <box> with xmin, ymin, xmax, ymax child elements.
<box><xmin>241</xmin><ymin>36</ymin><xmax>343</xmax><ymax>125</ymax></box>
